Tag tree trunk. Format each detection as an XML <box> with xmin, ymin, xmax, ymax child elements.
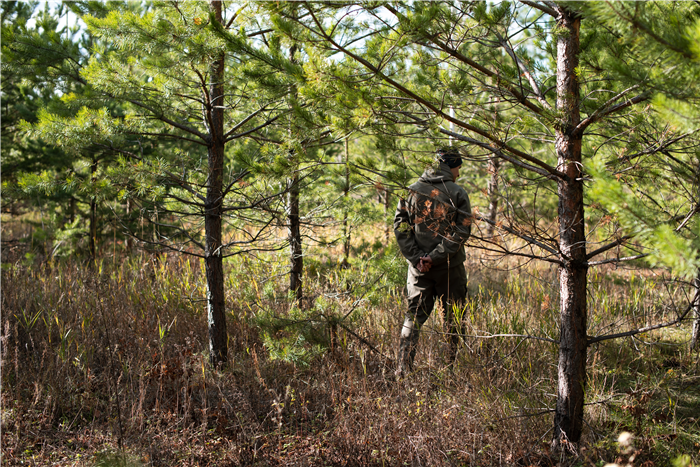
<box><xmin>384</xmin><ymin>187</ymin><xmax>391</xmax><ymax>243</ymax></box>
<box><xmin>693</xmin><ymin>276</ymin><xmax>700</xmax><ymax>351</ymax></box>
<box><xmin>89</xmin><ymin>159</ymin><xmax>98</xmax><ymax>261</ymax></box>
<box><xmin>288</xmin><ymin>170</ymin><xmax>303</xmax><ymax>301</ymax></box>
<box><xmin>288</xmin><ymin>43</ymin><xmax>304</xmax><ymax>302</ymax></box>
<box><xmin>125</xmin><ymin>199</ymin><xmax>133</xmax><ymax>253</ymax></box>
<box><xmin>205</xmin><ymin>0</ymin><xmax>227</xmax><ymax>368</ymax></box>
<box><xmin>69</xmin><ymin>196</ymin><xmax>76</xmax><ymax>223</ymax></box>
<box><xmin>553</xmin><ymin>8</ymin><xmax>588</xmax><ymax>448</ymax></box>
<box><xmin>692</xmin><ymin>163</ymin><xmax>700</xmax><ymax>352</ymax></box>
<box><xmin>89</xmin><ymin>197</ymin><xmax>97</xmax><ymax>260</ymax></box>
<box><xmin>486</xmin><ymin>154</ymin><xmax>500</xmax><ymax>238</ymax></box>
<box><xmin>342</xmin><ymin>137</ymin><xmax>351</xmax><ymax>267</ymax></box>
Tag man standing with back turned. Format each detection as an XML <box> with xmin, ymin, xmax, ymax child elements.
<box><xmin>394</xmin><ymin>148</ymin><xmax>472</xmax><ymax>378</ymax></box>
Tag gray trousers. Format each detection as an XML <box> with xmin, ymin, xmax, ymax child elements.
<box><xmin>399</xmin><ymin>263</ymin><xmax>467</xmax><ymax>368</ymax></box>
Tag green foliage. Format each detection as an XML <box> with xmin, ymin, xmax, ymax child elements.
<box><xmin>589</xmin><ymin>155</ymin><xmax>700</xmax><ymax>279</ymax></box>
<box><xmin>673</xmin><ymin>454</ymin><xmax>695</xmax><ymax>467</ymax></box>
<box><xmin>256</xmin><ymin>303</ymin><xmax>328</xmax><ymax>368</ymax></box>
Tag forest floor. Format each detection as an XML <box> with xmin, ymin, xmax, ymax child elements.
<box><xmin>2</xmin><ymin>220</ymin><xmax>700</xmax><ymax>466</ymax></box>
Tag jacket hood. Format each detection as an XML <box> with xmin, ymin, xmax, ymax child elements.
<box><xmin>419</xmin><ymin>162</ymin><xmax>454</xmax><ymax>184</ymax></box>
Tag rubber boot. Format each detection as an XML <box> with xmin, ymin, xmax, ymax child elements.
<box><xmin>395</xmin><ymin>317</ymin><xmax>419</xmax><ymax>379</ymax></box>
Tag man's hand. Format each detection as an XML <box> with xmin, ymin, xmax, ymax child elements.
<box><xmin>417</xmin><ymin>255</ymin><xmax>433</xmax><ymax>273</ymax></box>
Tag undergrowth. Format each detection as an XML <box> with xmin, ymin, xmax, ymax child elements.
<box><xmin>2</xmin><ymin>233</ymin><xmax>699</xmax><ymax>466</ymax></box>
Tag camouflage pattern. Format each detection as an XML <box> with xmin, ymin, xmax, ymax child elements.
<box><xmin>394</xmin><ymin>163</ymin><xmax>472</xmax><ymax>270</ymax></box>
<box><xmin>394</xmin><ymin>162</ymin><xmax>472</xmax><ymax>376</ymax></box>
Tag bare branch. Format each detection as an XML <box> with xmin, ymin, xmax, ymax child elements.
<box><xmin>225</xmin><ymin>114</ymin><xmax>282</xmax><ymax>142</ymax></box>
<box><xmin>586</xmin><ymin>235</ymin><xmax>633</xmax><ymax>260</ymax></box>
<box><xmin>473</xmin><ymin>241</ymin><xmax>563</xmax><ymax>265</ymax></box>
<box><xmin>469</xmin><ymin>333</ymin><xmax>558</xmax><ymax>344</ymax></box>
<box><xmin>497</xmin><ymin>33</ymin><xmax>553</xmax><ymax>111</ymax></box>
<box><xmin>473</xmin><ymin>212</ymin><xmax>561</xmax><ymax>257</ymax></box>
<box><xmin>588</xmin><ymin>289</ymin><xmax>698</xmax><ymax>344</ymax></box>
<box><xmin>518</xmin><ymin>0</ymin><xmax>559</xmax><ymax>18</ymax></box>
<box><xmin>587</xmin><ymin>254</ymin><xmax>649</xmax><ymax>267</ymax></box>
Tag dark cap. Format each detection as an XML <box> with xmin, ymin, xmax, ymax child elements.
<box><xmin>437</xmin><ymin>148</ymin><xmax>462</xmax><ymax>168</ymax></box>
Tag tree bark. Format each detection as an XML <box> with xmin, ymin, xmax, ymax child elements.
<box><xmin>125</xmin><ymin>198</ymin><xmax>133</xmax><ymax>253</ymax></box>
<box><xmin>693</xmin><ymin>275</ymin><xmax>700</xmax><ymax>351</ymax></box>
<box><xmin>384</xmin><ymin>187</ymin><xmax>391</xmax><ymax>243</ymax></box>
<box><xmin>89</xmin><ymin>158</ymin><xmax>98</xmax><ymax>261</ymax></box>
<box><xmin>288</xmin><ymin>169</ymin><xmax>303</xmax><ymax>301</ymax></box>
<box><xmin>342</xmin><ymin>137</ymin><xmax>350</xmax><ymax>267</ymax></box>
<box><xmin>205</xmin><ymin>0</ymin><xmax>228</xmax><ymax>368</ymax></box>
<box><xmin>553</xmin><ymin>8</ymin><xmax>588</xmax><ymax>448</ymax></box>
<box><xmin>288</xmin><ymin>43</ymin><xmax>304</xmax><ymax>302</ymax></box>
<box><xmin>692</xmin><ymin>162</ymin><xmax>700</xmax><ymax>352</ymax></box>
<box><xmin>89</xmin><ymin>197</ymin><xmax>97</xmax><ymax>260</ymax></box>
<box><xmin>486</xmin><ymin>154</ymin><xmax>500</xmax><ymax>238</ymax></box>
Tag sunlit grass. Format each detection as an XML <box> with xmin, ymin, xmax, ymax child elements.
<box><xmin>2</xmin><ymin>232</ymin><xmax>699</xmax><ymax>465</ymax></box>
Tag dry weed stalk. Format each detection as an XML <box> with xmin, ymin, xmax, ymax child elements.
<box><xmin>1</xmin><ymin>250</ymin><xmax>697</xmax><ymax>465</ymax></box>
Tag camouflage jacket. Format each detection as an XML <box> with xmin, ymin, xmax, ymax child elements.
<box><xmin>394</xmin><ymin>162</ymin><xmax>472</xmax><ymax>270</ymax></box>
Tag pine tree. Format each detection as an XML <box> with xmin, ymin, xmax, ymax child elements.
<box><xmin>20</xmin><ymin>1</ymin><xmax>292</xmax><ymax>367</ymax></box>
<box><xmin>2</xmin><ymin>1</ymin><xmax>127</xmax><ymax>259</ymax></box>
<box><xmin>583</xmin><ymin>1</ymin><xmax>700</xmax><ymax>351</ymax></box>
<box><xmin>280</xmin><ymin>1</ymin><xmax>695</xmax><ymax>446</ymax></box>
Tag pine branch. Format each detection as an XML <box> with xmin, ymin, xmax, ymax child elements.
<box><xmin>574</xmin><ymin>90</ymin><xmax>649</xmax><ymax>136</ymax></box>
<box><xmin>606</xmin><ymin>1</ymin><xmax>694</xmax><ymax>59</ymax></box>
<box><xmin>606</xmin><ymin>132</ymin><xmax>695</xmax><ymax>167</ymax></box>
<box><xmin>385</xmin><ymin>4</ymin><xmax>547</xmax><ymax>117</ymax></box>
<box><xmin>439</xmin><ymin>127</ymin><xmax>560</xmax><ymax>180</ymax></box>
<box><xmin>223</xmin><ymin>106</ymin><xmax>269</xmax><ymax>139</ymax></box>
<box><xmin>302</xmin><ymin>6</ymin><xmax>568</xmax><ymax>182</ymax></box>
<box><xmin>132</xmin><ymin>131</ymin><xmax>207</xmax><ymax>146</ymax></box>
<box><xmin>518</xmin><ymin>0</ymin><xmax>559</xmax><ymax>18</ymax></box>
<box><xmin>124</xmin><ymin>98</ymin><xmax>208</xmax><ymax>141</ymax></box>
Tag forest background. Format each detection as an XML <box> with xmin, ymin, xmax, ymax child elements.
<box><xmin>2</xmin><ymin>1</ymin><xmax>700</xmax><ymax>466</ymax></box>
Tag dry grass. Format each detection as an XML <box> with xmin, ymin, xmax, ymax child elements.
<box><xmin>2</xmin><ymin>230</ymin><xmax>699</xmax><ymax>466</ymax></box>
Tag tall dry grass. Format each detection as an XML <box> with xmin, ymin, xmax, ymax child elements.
<box><xmin>2</xmin><ymin>240</ymin><xmax>699</xmax><ymax>466</ymax></box>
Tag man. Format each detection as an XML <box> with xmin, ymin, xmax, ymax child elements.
<box><xmin>394</xmin><ymin>148</ymin><xmax>472</xmax><ymax>377</ymax></box>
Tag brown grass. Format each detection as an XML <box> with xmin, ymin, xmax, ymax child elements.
<box><xmin>2</xmin><ymin>232</ymin><xmax>699</xmax><ymax>466</ymax></box>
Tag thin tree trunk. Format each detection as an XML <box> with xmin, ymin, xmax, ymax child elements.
<box><xmin>89</xmin><ymin>197</ymin><xmax>97</xmax><ymax>259</ymax></box>
<box><xmin>69</xmin><ymin>196</ymin><xmax>76</xmax><ymax>223</ymax></box>
<box><xmin>288</xmin><ymin>43</ymin><xmax>304</xmax><ymax>302</ymax></box>
<box><xmin>342</xmin><ymin>138</ymin><xmax>350</xmax><ymax>267</ymax></box>
<box><xmin>553</xmin><ymin>8</ymin><xmax>588</xmax><ymax>448</ymax></box>
<box><xmin>692</xmin><ymin>276</ymin><xmax>700</xmax><ymax>351</ymax></box>
<box><xmin>384</xmin><ymin>187</ymin><xmax>391</xmax><ymax>243</ymax></box>
<box><xmin>205</xmin><ymin>0</ymin><xmax>227</xmax><ymax>368</ymax></box>
<box><xmin>125</xmin><ymin>199</ymin><xmax>133</xmax><ymax>252</ymax></box>
<box><xmin>288</xmin><ymin>169</ymin><xmax>303</xmax><ymax>300</ymax></box>
<box><xmin>486</xmin><ymin>154</ymin><xmax>500</xmax><ymax>238</ymax></box>
<box><xmin>692</xmin><ymin>163</ymin><xmax>700</xmax><ymax>352</ymax></box>
<box><xmin>89</xmin><ymin>159</ymin><xmax>98</xmax><ymax>260</ymax></box>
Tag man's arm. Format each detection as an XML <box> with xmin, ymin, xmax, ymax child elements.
<box><xmin>394</xmin><ymin>198</ymin><xmax>424</xmax><ymax>267</ymax></box>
